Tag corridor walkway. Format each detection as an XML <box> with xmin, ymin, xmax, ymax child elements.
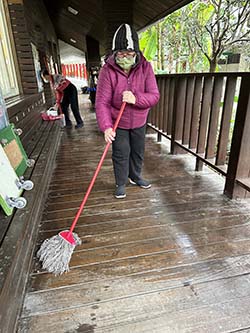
<box><xmin>19</xmin><ymin>98</ymin><xmax>250</xmax><ymax>332</ymax></box>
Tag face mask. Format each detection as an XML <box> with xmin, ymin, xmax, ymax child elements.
<box><xmin>115</xmin><ymin>56</ymin><xmax>136</xmax><ymax>70</ymax></box>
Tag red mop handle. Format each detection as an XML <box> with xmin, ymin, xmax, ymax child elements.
<box><xmin>68</xmin><ymin>102</ymin><xmax>126</xmax><ymax>235</ymax></box>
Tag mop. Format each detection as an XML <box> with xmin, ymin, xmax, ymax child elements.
<box><xmin>37</xmin><ymin>102</ymin><xmax>126</xmax><ymax>275</ymax></box>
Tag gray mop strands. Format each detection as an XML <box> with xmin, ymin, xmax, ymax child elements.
<box><xmin>37</xmin><ymin>231</ymin><xmax>81</xmax><ymax>275</ymax></box>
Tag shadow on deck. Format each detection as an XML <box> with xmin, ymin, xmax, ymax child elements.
<box><xmin>18</xmin><ymin>99</ymin><xmax>250</xmax><ymax>332</ymax></box>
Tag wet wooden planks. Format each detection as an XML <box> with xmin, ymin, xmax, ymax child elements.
<box><xmin>18</xmin><ymin>107</ymin><xmax>250</xmax><ymax>332</ymax></box>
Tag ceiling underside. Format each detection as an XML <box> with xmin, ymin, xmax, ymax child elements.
<box><xmin>43</xmin><ymin>0</ymin><xmax>193</xmax><ymax>54</ymax></box>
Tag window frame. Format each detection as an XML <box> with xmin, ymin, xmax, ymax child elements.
<box><xmin>0</xmin><ymin>0</ymin><xmax>21</xmax><ymax>99</ymax></box>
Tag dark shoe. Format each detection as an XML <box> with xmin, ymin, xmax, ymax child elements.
<box><xmin>115</xmin><ymin>185</ymin><xmax>126</xmax><ymax>199</ymax></box>
<box><xmin>75</xmin><ymin>123</ymin><xmax>84</xmax><ymax>129</ymax></box>
<box><xmin>129</xmin><ymin>178</ymin><xmax>151</xmax><ymax>189</ymax></box>
<box><xmin>65</xmin><ymin>123</ymin><xmax>72</xmax><ymax>129</ymax></box>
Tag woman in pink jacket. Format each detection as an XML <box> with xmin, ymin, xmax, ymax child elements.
<box><xmin>96</xmin><ymin>23</ymin><xmax>160</xmax><ymax>199</ymax></box>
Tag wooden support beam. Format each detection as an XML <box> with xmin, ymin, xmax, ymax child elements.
<box><xmin>85</xmin><ymin>35</ymin><xmax>101</xmax><ymax>70</ymax></box>
<box><xmin>224</xmin><ymin>76</ymin><xmax>250</xmax><ymax>198</ymax></box>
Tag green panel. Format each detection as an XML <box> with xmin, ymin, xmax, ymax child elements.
<box><xmin>0</xmin><ymin>191</ymin><xmax>23</xmax><ymax>216</ymax></box>
<box><xmin>0</xmin><ymin>196</ymin><xmax>12</xmax><ymax>216</ymax></box>
<box><xmin>0</xmin><ymin>124</ymin><xmax>28</xmax><ymax>176</ymax></box>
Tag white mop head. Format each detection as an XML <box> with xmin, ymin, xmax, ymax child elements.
<box><xmin>37</xmin><ymin>232</ymin><xmax>81</xmax><ymax>275</ymax></box>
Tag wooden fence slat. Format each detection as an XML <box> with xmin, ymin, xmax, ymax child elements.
<box><xmin>150</xmin><ymin>101</ymin><xmax>157</xmax><ymax>126</ymax></box>
<box><xmin>225</xmin><ymin>76</ymin><xmax>250</xmax><ymax>198</ymax></box>
<box><xmin>156</xmin><ymin>78</ymin><xmax>165</xmax><ymax>142</ymax></box>
<box><xmin>154</xmin><ymin>78</ymin><xmax>159</xmax><ymax>127</ymax></box>
<box><xmin>19</xmin><ymin>58</ymin><xmax>35</xmax><ymax>65</ymax></box>
<box><xmin>216</xmin><ymin>77</ymin><xmax>237</xmax><ymax>165</ymax></box>
<box><xmin>9</xmin><ymin>10</ymin><xmax>26</xmax><ymax>19</ymax></box>
<box><xmin>183</xmin><ymin>76</ymin><xmax>195</xmax><ymax>145</ymax></box>
<box><xmin>12</xmin><ymin>25</ymin><xmax>27</xmax><ymax>33</ymax></box>
<box><xmin>16</xmin><ymin>45</ymin><xmax>33</xmax><ymax>52</ymax></box>
<box><xmin>162</xmin><ymin>78</ymin><xmax>170</xmax><ymax>133</ymax></box>
<box><xmin>171</xmin><ymin>77</ymin><xmax>187</xmax><ymax>154</ymax></box>
<box><xmin>8</xmin><ymin>4</ymin><xmax>25</xmax><ymax>11</ymax></box>
<box><xmin>205</xmin><ymin>76</ymin><xmax>224</xmax><ymax>159</ymax></box>
<box><xmin>237</xmin><ymin>94</ymin><xmax>250</xmax><ymax>178</ymax></box>
<box><xmin>196</xmin><ymin>77</ymin><xmax>213</xmax><ymax>154</ymax></box>
<box><xmin>149</xmin><ymin>105</ymin><xmax>154</xmax><ymax>124</ymax></box>
<box><xmin>189</xmin><ymin>77</ymin><xmax>202</xmax><ymax>149</ymax></box>
<box><xmin>167</xmin><ymin>78</ymin><xmax>175</xmax><ymax>135</ymax></box>
<box><xmin>10</xmin><ymin>17</ymin><xmax>26</xmax><ymax>25</ymax></box>
<box><xmin>13</xmin><ymin>31</ymin><xmax>30</xmax><ymax>39</ymax></box>
<box><xmin>148</xmin><ymin>106</ymin><xmax>153</xmax><ymax>124</ymax></box>
<box><xmin>159</xmin><ymin>78</ymin><xmax>165</xmax><ymax>132</ymax></box>
<box><xmin>154</xmin><ymin>78</ymin><xmax>161</xmax><ymax>127</ymax></box>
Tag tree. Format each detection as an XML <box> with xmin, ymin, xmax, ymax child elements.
<box><xmin>189</xmin><ymin>0</ymin><xmax>250</xmax><ymax>72</ymax></box>
<box><xmin>139</xmin><ymin>2</ymin><xmax>212</xmax><ymax>73</ymax></box>
<box><xmin>139</xmin><ymin>0</ymin><xmax>250</xmax><ymax>73</ymax></box>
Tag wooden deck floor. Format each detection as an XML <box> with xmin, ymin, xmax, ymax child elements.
<box><xmin>18</xmin><ymin>100</ymin><xmax>250</xmax><ymax>333</ymax></box>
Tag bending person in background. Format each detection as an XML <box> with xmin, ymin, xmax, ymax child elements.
<box><xmin>41</xmin><ymin>69</ymin><xmax>84</xmax><ymax>129</ymax></box>
<box><xmin>95</xmin><ymin>23</ymin><xmax>160</xmax><ymax>199</ymax></box>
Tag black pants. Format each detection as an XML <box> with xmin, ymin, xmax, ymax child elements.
<box><xmin>61</xmin><ymin>83</ymin><xmax>83</xmax><ymax>126</ymax></box>
<box><xmin>112</xmin><ymin>125</ymin><xmax>146</xmax><ymax>186</ymax></box>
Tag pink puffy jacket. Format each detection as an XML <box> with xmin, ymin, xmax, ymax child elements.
<box><xmin>96</xmin><ymin>53</ymin><xmax>160</xmax><ymax>132</ymax></box>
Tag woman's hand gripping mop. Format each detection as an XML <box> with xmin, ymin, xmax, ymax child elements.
<box><xmin>37</xmin><ymin>102</ymin><xmax>126</xmax><ymax>275</ymax></box>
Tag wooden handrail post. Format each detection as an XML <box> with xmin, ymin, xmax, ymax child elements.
<box><xmin>224</xmin><ymin>76</ymin><xmax>250</xmax><ymax>199</ymax></box>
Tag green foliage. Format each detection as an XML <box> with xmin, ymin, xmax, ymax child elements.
<box><xmin>139</xmin><ymin>0</ymin><xmax>250</xmax><ymax>73</ymax></box>
<box><xmin>197</xmin><ymin>3</ymin><xmax>214</xmax><ymax>24</ymax></box>
<box><xmin>139</xmin><ymin>26</ymin><xmax>157</xmax><ymax>61</ymax></box>
<box><xmin>139</xmin><ymin>30</ymin><xmax>150</xmax><ymax>51</ymax></box>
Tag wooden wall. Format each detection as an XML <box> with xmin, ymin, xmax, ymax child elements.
<box><xmin>7</xmin><ymin>0</ymin><xmax>38</xmax><ymax>95</ymax></box>
<box><xmin>6</xmin><ymin>0</ymin><xmax>58</xmax><ymax>99</ymax></box>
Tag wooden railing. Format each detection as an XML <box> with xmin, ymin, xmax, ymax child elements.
<box><xmin>148</xmin><ymin>72</ymin><xmax>250</xmax><ymax>199</ymax></box>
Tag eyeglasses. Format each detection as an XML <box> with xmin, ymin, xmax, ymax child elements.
<box><xmin>116</xmin><ymin>51</ymin><xmax>136</xmax><ymax>58</ymax></box>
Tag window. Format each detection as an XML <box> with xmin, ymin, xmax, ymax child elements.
<box><xmin>0</xmin><ymin>0</ymin><xmax>19</xmax><ymax>98</ymax></box>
